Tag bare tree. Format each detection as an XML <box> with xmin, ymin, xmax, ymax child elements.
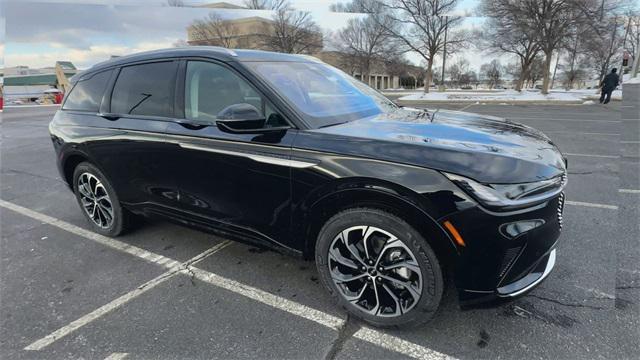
<box><xmin>330</xmin><ymin>0</ymin><xmax>377</xmax><ymax>12</ymax></box>
<box><xmin>190</xmin><ymin>13</ymin><xmax>239</xmax><ymax>48</ymax></box>
<box><xmin>573</xmin><ymin>0</ymin><xmax>631</xmax><ymax>82</ymax></box>
<box><xmin>262</xmin><ymin>7</ymin><xmax>323</xmax><ymax>54</ymax></box>
<box><xmin>173</xmin><ymin>39</ymin><xmax>190</xmax><ymax>47</ymax></box>
<box><xmin>479</xmin><ymin>0</ymin><xmax>541</xmax><ymax>91</ymax></box>
<box><xmin>481</xmin><ymin>59</ymin><xmax>504</xmax><ymax>88</ymax></box>
<box><xmin>485</xmin><ymin>1</ymin><xmax>585</xmax><ymax>94</ymax></box>
<box><xmin>366</xmin><ymin>0</ymin><xmax>467</xmax><ymax>93</ymax></box>
<box><xmin>527</xmin><ymin>57</ymin><xmax>546</xmax><ymax>88</ymax></box>
<box><xmin>167</xmin><ymin>0</ymin><xmax>185</xmax><ymax>6</ymax></box>
<box><xmin>244</xmin><ymin>0</ymin><xmax>288</xmax><ymax>10</ymax></box>
<box><xmin>336</xmin><ymin>7</ymin><xmax>397</xmax><ymax>83</ymax></box>
<box><xmin>446</xmin><ymin>58</ymin><xmax>469</xmax><ymax>88</ymax></box>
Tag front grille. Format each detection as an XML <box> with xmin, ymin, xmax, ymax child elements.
<box><xmin>499</xmin><ymin>246</ymin><xmax>522</xmax><ymax>278</ymax></box>
<box><xmin>557</xmin><ymin>192</ymin><xmax>565</xmax><ymax>230</ymax></box>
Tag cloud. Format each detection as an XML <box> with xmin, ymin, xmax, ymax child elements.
<box><xmin>5</xmin><ymin>40</ymin><xmax>179</xmax><ymax>69</ymax></box>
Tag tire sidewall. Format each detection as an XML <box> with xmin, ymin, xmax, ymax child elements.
<box><xmin>315</xmin><ymin>208</ymin><xmax>443</xmax><ymax>328</ymax></box>
<box><xmin>72</xmin><ymin>162</ymin><xmax>125</xmax><ymax>237</ymax></box>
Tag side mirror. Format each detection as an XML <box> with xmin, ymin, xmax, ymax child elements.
<box><xmin>216</xmin><ymin>103</ymin><xmax>265</xmax><ymax>131</ymax></box>
<box><xmin>216</xmin><ymin>103</ymin><xmax>289</xmax><ymax>134</ymax></box>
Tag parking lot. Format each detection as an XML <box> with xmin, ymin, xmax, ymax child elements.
<box><xmin>1</xmin><ymin>98</ymin><xmax>638</xmax><ymax>359</ymax></box>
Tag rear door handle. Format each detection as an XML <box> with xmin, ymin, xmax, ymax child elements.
<box><xmin>97</xmin><ymin>113</ymin><xmax>121</xmax><ymax>120</ymax></box>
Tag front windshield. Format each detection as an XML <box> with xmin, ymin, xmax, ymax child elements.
<box><xmin>245</xmin><ymin>61</ymin><xmax>398</xmax><ymax>128</ymax></box>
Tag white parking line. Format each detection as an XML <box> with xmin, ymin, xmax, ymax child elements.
<box><xmin>543</xmin><ymin>131</ymin><xmax>619</xmax><ymax>136</ymax></box>
<box><xmin>564</xmin><ymin>152</ymin><xmax>620</xmax><ymax>159</ymax></box>
<box><xmin>508</xmin><ymin>117</ymin><xmax>620</xmax><ymax>123</ymax></box>
<box><xmin>0</xmin><ymin>200</ymin><xmax>183</xmax><ymax>269</ymax></box>
<box><xmin>353</xmin><ymin>328</ymin><xmax>451</xmax><ymax>359</ymax></box>
<box><xmin>23</xmin><ymin>240</ymin><xmax>232</xmax><ymax>351</ymax></box>
<box><xmin>1</xmin><ymin>200</ymin><xmax>451</xmax><ymax>359</ymax></box>
<box><xmin>621</xmin><ymin>141</ymin><xmax>640</xmax><ymax>144</ymax></box>
<box><xmin>458</xmin><ymin>103</ymin><xmax>475</xmax><ymax>111</ymax></box>
<box><xmin>573</xmin><ymin>285</ymin><xmax>615</xmax><ymax>300</ymax></box>
<box><xmin>104</xmin><ymin>353</ymin><xmax>129</xmax><ymax>360</ymax></box>
<box><xmin>565</xmin><ymin>200</ymin><xmax>618</xmax><ymax>210</ymax></box>
<box><xmin>619</xmin><ymin>189</ymin><xmax>640</xmax><ymax>194</ymax></box>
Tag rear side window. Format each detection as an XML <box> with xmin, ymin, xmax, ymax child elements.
<box><xmin>63</xmin><ymin>70</ymin><xmax>112</xmax><ymax>112</ymax></box>
<box><xmin>110</xmin><ymin>61</ymin><xmax>177</xmax><ymax>118</ymax></box>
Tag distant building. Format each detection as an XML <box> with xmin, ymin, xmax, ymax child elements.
<box><xmin>314</xmin><ymin>51</ymin><xmax>402</xmax><ymax>90</ymax></box>
<box><xmin>196</xmin><ymin>2</ymin><xmax>246</xmax><ymax>9</ymax></box>
<box><xmin>3</xmin><ymin>61</ymin><xmax>77</xmax><ymax>102</ymax></box>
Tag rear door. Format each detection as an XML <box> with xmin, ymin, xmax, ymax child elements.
<box><xmin>86</xmin><ymin>60</ymin><xmax>180</xmax><ymax>211</ymax></box>
<box><xmin>163</xmin><ymin>59</ymin><xmax>297</xmax><ymax>250</ymax></box>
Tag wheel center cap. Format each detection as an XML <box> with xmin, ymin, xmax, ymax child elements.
<box><xmin>367</xmin><ymin>268</ymin><xmax>377</xmax><ymax>276</ymax></box>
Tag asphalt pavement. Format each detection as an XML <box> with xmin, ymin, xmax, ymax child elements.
<box><xmin>1</xmin><ymin>98</ymin><xmax>638</xmax><ymax>359</ymax></box>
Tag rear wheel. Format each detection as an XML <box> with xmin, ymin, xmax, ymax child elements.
<box><xmin>315</xmin><ymin>208</ymin><xmax>443</xmax><ymax>328</ymax></box>
<box><xmin>73</xmin><ymin>162</ymin><xmax>129</xmax><ymax>237</ymax></box>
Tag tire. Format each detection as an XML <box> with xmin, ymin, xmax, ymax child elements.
<box><xmin>315</xmin><ymin>208</ymin><xmax>443</xmax><ymax>328</ymax></box>
<box><xmin>72</xmin><ymin>162</ymin><xmax>129</xmax><ymax>237</ymax></box>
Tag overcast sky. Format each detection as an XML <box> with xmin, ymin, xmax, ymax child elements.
<box><xmin>2</xmin><ymin>0</ymin><xmax>491</xmax><ymax>72</ymax></box>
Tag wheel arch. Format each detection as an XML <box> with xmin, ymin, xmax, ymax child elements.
<box><xmin>61</xmin><ymin>152</ymin><xmax>90</xmax><ymax>189</ymax></box>
<box><xmin>299</xmin><ymin>177</ymin><xmax>459</xmax><ymax>268</ymax></box>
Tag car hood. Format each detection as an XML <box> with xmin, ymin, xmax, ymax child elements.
<box><xmin>311</xmin><ymin>108</ymin><xmax>567</xmax><ymax>184</ymax></box>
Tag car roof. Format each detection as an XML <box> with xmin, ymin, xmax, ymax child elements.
<box><xmin>74</xmin><ymin>47</ymin><xmax>318</xmax><ymax>81</ymax></box>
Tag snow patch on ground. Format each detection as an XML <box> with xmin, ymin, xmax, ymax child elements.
<box><xmin>624</xmin><ymin>76</ymin><xmax>640</xmax><ymax>84</ymax></box>
<box><xmin>398</xmin><ymin>89</ymin><xmax>622</xmax><ymax>102</ymax></box>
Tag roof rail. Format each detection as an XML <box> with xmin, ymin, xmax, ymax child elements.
<box><xmin>209</xmin><ymin>46</ymin><xmax>237</xmax><ymax>57</ymax></box>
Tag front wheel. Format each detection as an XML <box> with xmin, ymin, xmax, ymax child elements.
<box><xmin>72</xmin><ymin>162</ymin><xmax>129</xmax><ymax>237</ymax></box>
<box><xmin>315</xmin><ymin>208</ymin><xmax>443</xmax><ymax>328</ymax></box>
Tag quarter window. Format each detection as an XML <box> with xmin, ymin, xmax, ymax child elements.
<box><xmin>110</xmin><ymin>61</ymin><xmax>177</xmax><ymax>118</ymax></box>
<box><xmin>62</xmin><ymin>70</ymin><xmax>112</xmax><ymax>112</ymax></box>
<box><xmin>184</xmin><ymin>61</ymin><xmax>285</xmax><ymax>127</ymax></box>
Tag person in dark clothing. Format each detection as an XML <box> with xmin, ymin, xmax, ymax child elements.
<box><xmin>599</xmin><ymin>68</ymin><xmax>620</xmax><ymax>104</ymax></box>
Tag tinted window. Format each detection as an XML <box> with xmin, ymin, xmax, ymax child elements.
<box><xmin>63</xmin><ymin>70</ymin><xmax>112</xmax><ymax>112</ymax></box>
<box><xmin>185</xmin><ymin>61</ymin><xmax>285</xmax><ymax>127</ymax></box>
<box><xmin>111</xmin><ymin>61</ymin><xmax>177</xmax><ymax>118</ymax></box>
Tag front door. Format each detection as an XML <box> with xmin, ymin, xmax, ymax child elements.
<box><xmin>164</xmin><ymin>60</ymin><xmax>296</xmax><ymax>250</ymax></box>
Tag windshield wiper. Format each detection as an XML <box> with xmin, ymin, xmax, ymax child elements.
<box><xmin>430</xmin><ymin>108</ymin><xmax>440</xmax><ymax>123</ymax></box>
<box><xmin>318</xmin><ymin>121</ymin><xmax>349</xmax><ymax>129</ymax></box>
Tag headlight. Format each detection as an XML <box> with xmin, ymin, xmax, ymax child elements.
<box><xmin>444</xmin><ymin>172</ymin><xmax>566</xmax><ymax>209</ymax></box>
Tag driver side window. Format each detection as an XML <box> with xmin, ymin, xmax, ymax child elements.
<box><xmin>184</xmin><ymin>61</ymin><xmax>284</xmax><ymax>127</ymax></box>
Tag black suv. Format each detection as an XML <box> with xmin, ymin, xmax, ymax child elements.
<box><xmin>50</xmin><ymin>47</ymin><xmax>567</xmax><ymax>328</ymax></box>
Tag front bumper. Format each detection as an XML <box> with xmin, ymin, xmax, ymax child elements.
<box><xmin>442</xmin><ymin>193</ymin><xmax>564</xmax><ymax>306</ymax></box>
<box><xmin>496</xmin><ymin>248</ymin><xmax>555</xmax><ymax>297</ymax></box>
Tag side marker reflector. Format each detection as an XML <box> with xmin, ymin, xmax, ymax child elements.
<box><xmin>443</xmin><ymin>220</ymin><xmax>466</xmax><ymax>247</ymax></box>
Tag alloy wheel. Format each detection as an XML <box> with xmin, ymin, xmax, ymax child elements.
<box><xmin>77</xmin><ymin>172</ymin><xmax>114</xmax><ymax>229</ymax></box>
<box><xmin>328</xmin><ymin>226</ymin><xmax>423</xmax><ymax>317</ymax></box>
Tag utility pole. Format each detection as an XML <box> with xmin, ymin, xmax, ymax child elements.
<box><xmin>439</xmin><ymin>16</ymin><xmax>449</xmax><ymax>92</ymax></box>
<box><xmin>632</xmin><ymin>37</ymin><xmax>640</xmax><ymax>77</ymax></box>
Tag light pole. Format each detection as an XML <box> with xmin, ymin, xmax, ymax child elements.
<box><xmin>439</xmin><ymin>16</ymin><xmax>449</xmax><ymax>92</ymax></box>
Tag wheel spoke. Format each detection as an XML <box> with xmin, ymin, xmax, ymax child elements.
<box><xmin>379</xmin><ymin>274</ymin><xmax>420</xmax><ymax>301</ymax></box>
<box><xmin>78</xmin><ymin>183</ymin><xmax>92</xmax><ymax>199</ymax></box>
<box><xmin>369</xmin><ymin>280</ymin><xmax>381</xmax><ymax>315</ymax></box>
<box><xmin>381</xmin><ymin>283</ymin><xmax>403</xmax><ymax>316</ymax></box>
<box><xmin>344</xmin><ymin>282</ymin><xmax>368</xmax><ymax>302</ymax></box>
<box><xmin>331</xmin><ymin>272</ymin><xmax>367</xmax><ymax>284</ymax></box>
<box><xmin>362</xmin><ymin>226</ymin><xmax>374</xmax><ymax>260</ymax></box>
<box><xmin>373</xmin><ymin>237</ymin><xmax>400</xmax><ymax>268</ymax></box>
<box><xmin>338</xmin><ymin>229</ymin><xmax>367</xmax><ymax>267</ymax></box>
<box><xmin>329</xmin><ymin>247</ymin><xmax>359</xmax><ymax>269</ymax></box>
<box><xmin>98</xmin><ymin>203</ymin><xmax>113</xmax><ymax>222</ymax></box>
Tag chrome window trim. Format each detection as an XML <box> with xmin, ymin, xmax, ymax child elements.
<box><xmin>178</xmin><ymin>143</ymin><xmax>317</xmax><ymax>168</ymax></box>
